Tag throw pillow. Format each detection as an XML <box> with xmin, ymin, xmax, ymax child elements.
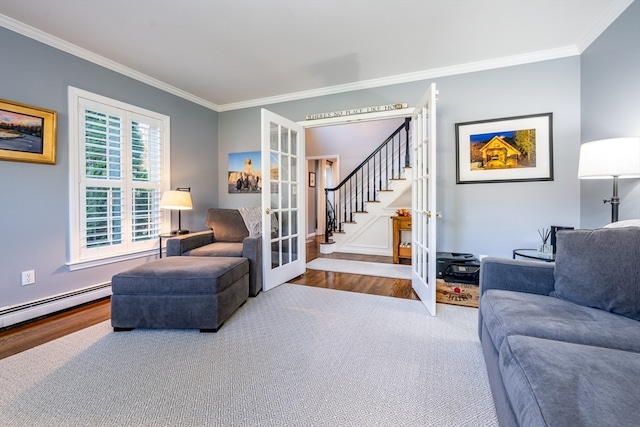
<box><xmin>552</xmin><ymin>227</ymin><xmax>640</xmax><ymax>321</ymax></box>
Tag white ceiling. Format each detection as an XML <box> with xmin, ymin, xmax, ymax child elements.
<box><xmin>0</xmin><ymin>1</ymin><xmax>633</xmax><ymax>111</ymax></box>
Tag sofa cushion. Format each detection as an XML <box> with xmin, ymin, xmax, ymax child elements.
<box><xmin>205</xmin><ymin>208</ymin><xmax>249</xmax><ymax>242</ymax></box>
<box><xmin>481</xmin><ymin>289</ymin><xmax>640</xmax><ymax>353</ymax></box>
<box><xmin>111</xmin><ymin>256</ymin><xmax>249</xmax><ymax>295</ymax></box>
<box><xmin>186</xmin><ymin>242</ymin><xmax>244</xmax><ymax>258</ymax></box>
<box><xmin>500</xmin><ymin>335</ymin><xmax>640</xmax><ymax>427</ymax></box>
<box><xmin>552</xmin><ymin>227</ymin><xmax>640</xmax><ymax>320</ymax></box>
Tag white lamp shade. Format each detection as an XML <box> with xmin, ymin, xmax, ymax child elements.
<box><xmin>160</xmin><ymin>190</ymin><xmax>193</xmax><ymax>210</ymax></box>
<box><xmin>578</xmin><ymin>137</ymin><xmax>640</xmax><ymax>179</ymax></box>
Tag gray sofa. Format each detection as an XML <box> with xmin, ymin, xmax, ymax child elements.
<box><xmin>479</xmin><ymin>226</ymin><xmax>640</xmax><ymax>426</ymax></box>
<box><xmin>166</xmin><ymin>208</ymin><xmax>263</xmax><ymax>297</ymax></box>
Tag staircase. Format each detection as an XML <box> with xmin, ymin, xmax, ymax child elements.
<box><xmin>321</xmin><ymin>119</ymin><xmax>412</xmax><ymax>256</ymax></box>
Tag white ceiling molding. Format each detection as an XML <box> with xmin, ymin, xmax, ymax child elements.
<box><xmin>1</xmin><ymin>0</ymin><xmax>631</xmax><ymax>114</ymax></box>
<box><xmin>575</xmin><ymin>0</ymin><xmax>635</xmax><ymax>53</ymax></box>
<box><xmin>218</xmin><ymin>46</ymin><xmax>581</xmax><ymax>112</ymax></box>
<box><xmin>0</xmin><ymin>14</ymin><xmax>220</xmax><ymax>112</ymax></box>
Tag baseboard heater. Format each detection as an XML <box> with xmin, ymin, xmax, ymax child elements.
<box><xmin>0</xmin><ymin>283</ymin><xmax>112</xmax><ymax>329</ymax></box>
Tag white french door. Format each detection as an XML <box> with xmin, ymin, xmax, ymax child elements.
<box><xmin>261</xmin><ymin>109</ymin><xmax>306</xmax><ymax>291</ymax></box>
<box><xmin>412</xmin><ymin>83</ymin><xmax>438</xmax><ymax>315</ymax></box>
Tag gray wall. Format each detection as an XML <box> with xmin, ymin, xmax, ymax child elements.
<box><xmin>218</xmin><ymin>57</ymin><xmax>581</xmax><ymax>259</ymax></box>
<box><xmin>580</xmin><ymin>0</ymin><xmax>640</xmax><ymax>228</ymax></box>
<box><xmin>0</xmin><ymin>27</ymin><xmax>218</xmax><ymax>309</ymax></box>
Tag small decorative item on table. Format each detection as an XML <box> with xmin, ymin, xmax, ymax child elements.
<box><xmin>537</xmin><ymin>228</ymin><xmax>553</xmax><ymax>259</ymax></box>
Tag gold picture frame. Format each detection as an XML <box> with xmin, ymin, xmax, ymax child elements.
<box><xmin>0</xmin><ymin>99</ymin><xmax>57</xmax><ymax>165</ymax></box>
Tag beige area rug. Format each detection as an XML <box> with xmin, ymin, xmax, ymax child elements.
<box><xmin>306</xmin><ymin>258</ymin><xmax>479</xmax><ymax>308</ymax></box>
<box><xmin>0</xmin><ymin>284</ymin><xmax>497</xmax><ymax>426</ymax></box>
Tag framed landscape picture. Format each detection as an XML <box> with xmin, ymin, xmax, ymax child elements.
<box><xmin>455</xmin><ymin>113</ymin><xmax>553</xmax><ymax>184</ymax></box>
<box><xmin>0</xmin><ymin>99</ymin><xmax>57</xmax><ymax>165</ymax></box>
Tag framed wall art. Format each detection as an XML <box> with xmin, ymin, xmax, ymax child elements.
<box><xmin>0</xmin><ymin>99</ymin><xmax>57</xmax><ymax>165</ymax></box>
<box><xmin>309</xmin><ymin>172</ymin><xmax>316</xmax><ymax>187</ymax></box>
<box><xmin>228</xmin><ymin>151</ymin><xmax>262</xmax><ymax>193</ymax></box>
<box><xmin>455</xmin><ymin>113</ymin><xmax>553</xmax><ymax>184</ymax></box>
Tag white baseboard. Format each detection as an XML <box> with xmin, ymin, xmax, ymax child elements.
<box><xmin>0</xmin><ymin>283</ymin><xmax>112</xmax><ymax>328</ymax></box>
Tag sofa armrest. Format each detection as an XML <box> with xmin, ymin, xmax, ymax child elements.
<box><xmin>166</xmin><ymin>230</ymin><xmax>214</xmax><ymax>256</ymax></box>
<box><xmin>480</xmin><ymin>257</ymin><xmax>555</xmax><ymax>298</ymax></box>
<box><xmin>478</xmin><ymin>257</ymin><xmax>556</xmax><ymax>340</ymax></box>
<box><xmin>242</xmin><ymin>235</ymin><xmax>263</xmax><ymax>297</ymax></box>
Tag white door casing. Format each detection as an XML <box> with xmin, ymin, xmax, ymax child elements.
<box><xmin>411</xmin><ymin>83</ymin><xmax>438</xmax><ymax>315</ymax></box>
<box><xmin>261</xmin><ymin>109</ymin><xmax>306</xmax><ymax>291</ymax></box>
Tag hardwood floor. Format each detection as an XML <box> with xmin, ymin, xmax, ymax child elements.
<box><xmin>0</xmin><ymin>237</ymin><xmax>416</xmax><ymax>359</ymax></box>
<box><xmin>289</xmin><ymin>237</ymin><xmax>418</xmax><ymax>300</ymax></box>
<box><xmin>0</xmin><ymin>298</ymin><xmax>111</xmax><ymax>360</ymax></box>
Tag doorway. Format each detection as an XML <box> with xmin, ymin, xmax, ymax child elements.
<box><xmin>304</xmin><ymin>118</ymin><xmax>406</xmax><ymax>241</ymax></box>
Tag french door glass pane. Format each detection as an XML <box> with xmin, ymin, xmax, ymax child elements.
<box><xmin>270</xmin><ymin>123</ymin><xmax>278</xmax><ymax>151</ymax></box>
<box><xmin>271</xmin><ymin>240</ymin><xmax>280</xmax><ymax>268</ymax></box>
<box><xmin>291</xmin><ymin>131</ymin><xmax>297</xmax><ymax>155</ymax></box>
<box><xmin>281</xmin><ymin>127</ymin><xmax>289</xmax><ymax>154</ymax></box>
<box><xmin>282</xmin><ymin>238</ymin><xmax>290</xmax><ymax>265</ymax></box>
<box><xmin>292</xmin><ymin>235</ymin><xmax>299</xmax><ymax>262</ymax></box>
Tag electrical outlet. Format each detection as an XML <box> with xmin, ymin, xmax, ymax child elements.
<box><xmin>21</xmin><ymin>270</ymin><xmax>36</xmax><ymax>286</ymax></box>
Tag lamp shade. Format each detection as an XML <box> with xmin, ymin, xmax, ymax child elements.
<box><xmin>160</xmin><ymin>190</ymin><xmax>193</xmax><ymax>210</ymax></box>
<box><xmin>578</xmin><ymin>137</ymin><xmax>640</xmax><ymax>179</ymax></box>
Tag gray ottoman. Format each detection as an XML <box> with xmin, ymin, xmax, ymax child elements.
<box><xmin>111</xmin><ymin>256</ymin><xmax>249</xmax><ymax>332</ymax></box>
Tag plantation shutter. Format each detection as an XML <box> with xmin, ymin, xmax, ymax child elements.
<box><xmin>83</xmin><ymin>107</ymin><xmax>124</xmax><ymax>251</ymax></box>
<box><xmin>77</xmin><ymin>98</ymin><xmax>164</xmax><ymax>260</ymax></box>
<box><xmin>130</xmin><ymin>116</ymin><xmax>163</xmax><ymax>242</ymax></box>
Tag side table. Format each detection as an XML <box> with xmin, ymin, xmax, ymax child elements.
<box><xmin>512</xmin><ymin>248</ymin><xmax>555</xmax><ymax>262</ymax></box>
<box><xmin>158</xmin><ymin>233</ymin><xmax>175</xmax><ymax>258</ymax></box>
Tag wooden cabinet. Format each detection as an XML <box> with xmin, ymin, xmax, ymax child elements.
<box><xmin>392</xmin><ymin>216</ymin><xmax>412</xmax><ymax>264</ymax></box>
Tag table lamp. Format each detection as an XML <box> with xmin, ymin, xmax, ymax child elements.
<box><xmin>160</xmin><ymin>187</ymin><xmax>193</xmax><ymax>234</ymax></box>
<box><xmin>578</xmin><ymin>137</ymin><xmax>640</xmax><ymax>222</ymax></box>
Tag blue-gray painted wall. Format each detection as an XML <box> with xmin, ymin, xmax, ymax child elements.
<box><xmin>0</xmin><ymin>27</ymin><xmax>218</xmax><ymax>309</ymax></box>
<box><xmin>580</xmin><ymin>0</ymin><xmax>640</xmax><ymax>228</ymax></box>
<box><xmin>218</xmin><ymin>58</ymin><xmax>582</xmax><ymax>259</ymax></box>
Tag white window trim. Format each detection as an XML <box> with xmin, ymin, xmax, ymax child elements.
<box><xmin>67</xmin><ymin>86</ymin><xmax>171</xmax><ymax>270</ymax></box>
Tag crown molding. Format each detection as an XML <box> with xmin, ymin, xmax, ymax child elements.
<box><xmin>0</xmin><ymin>14</ymin><xmax>221</xmax><ymax>112</ymax></box>
<box><xmin>218</xmin><ymin>46</ymin><xmax>580</xmax><ymax>111</ymax></box>
<box><xmin>576</xmin><ymin>0</ymin><xmax>634</xmax><ymax>53</ymax></box>
<box><xmin>3</xmin><ymin>9</ymin><xmax>615</xmax><ymax>114</ymax></box>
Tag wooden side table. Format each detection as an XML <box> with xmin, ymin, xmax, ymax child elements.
<box><xmin>392</xmin><ymin>216</ymin><xmax>412</xmax><ymax>264</ymax></box>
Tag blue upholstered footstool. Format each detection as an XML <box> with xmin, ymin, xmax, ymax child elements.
<box><xmin>111</xmin><ymin>256</ymin><xmax>249</xmax><ymax>332</ymax></box>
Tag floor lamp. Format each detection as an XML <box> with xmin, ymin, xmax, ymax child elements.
<box><xmin>160</xmin><ymin>187</ymin><xmax>193</xmax><ymax>234</ymax></box>
<box><xmin>578</xmin><ymin>137</ymin><xmax>640</xmax><ymax>223</ymax></box>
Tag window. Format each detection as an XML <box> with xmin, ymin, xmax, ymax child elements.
<box><xmin>68</xmin><ymin>87</ymin><xmax>170</xmax><ymax>269</ymax></box>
